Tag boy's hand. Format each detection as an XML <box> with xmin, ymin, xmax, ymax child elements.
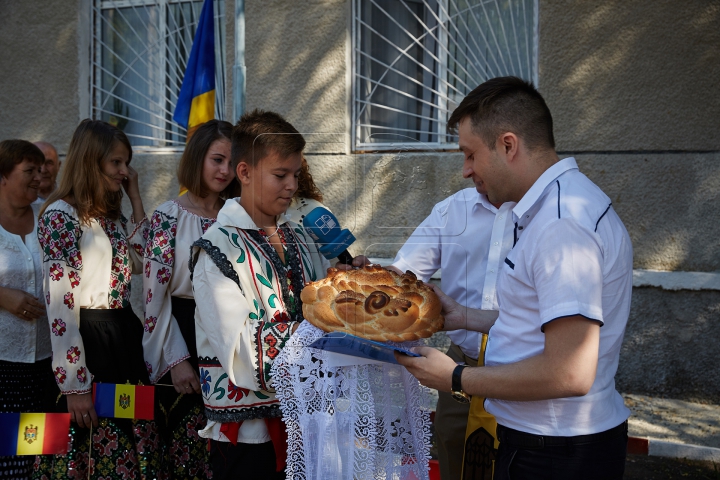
<box><xmin>333</xmin><ymin>255</ymin><xmax>371</xmax><ymax>271</ymax></box>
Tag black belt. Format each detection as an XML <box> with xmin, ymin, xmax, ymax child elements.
<box><xmin>496</xmin><ymin>421</ymin><xmax>627</xmax><ymax>449</ymax></box>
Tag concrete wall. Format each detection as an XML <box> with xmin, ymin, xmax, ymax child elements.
<box><xmin>1</xmin><ymin>0</ymin><xmax>719</xmax><ymax>401</ymax></box>
<box><xmin>0</xmin><ymin>0</ymin><xmax>82</xmax><ymax>151</ymax></box>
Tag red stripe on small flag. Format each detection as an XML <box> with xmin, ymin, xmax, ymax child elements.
<box><xmin>42</xmin><ymin>414</ymin><xmax>71</xmax><ymax>455</ymax></box>
<box><xmin>134</xmin><ymin>385</ymin><xmax>155</xmax><ymax>420</ymax></box>
<box><xmin>627</xmin><ymin>436</ymin><xmax>649</xmax><ymax>455</ymax></box>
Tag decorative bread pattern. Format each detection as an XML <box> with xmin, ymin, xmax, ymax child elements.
<box><xmin>301</xmin><ymin>265</ymin><xmax>444</xmax><ymax>342</ymax></box>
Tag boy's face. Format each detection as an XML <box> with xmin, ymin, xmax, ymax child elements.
<box><xmin>243</xmin><ymin>149</ymin><xmax>303</xmax><ymax>218</ymax></box>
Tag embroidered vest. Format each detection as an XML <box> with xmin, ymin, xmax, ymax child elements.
<box><xmin>191</xmin><ymin>221</ymin><xmax>325</xmax><ymax>422</ymax></box>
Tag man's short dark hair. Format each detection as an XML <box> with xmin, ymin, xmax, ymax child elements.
<box><xmin>231</xmin><ymin>109</ymin><xmax>305</xmax><ymax>168</ymax></box>
<box><xmin>447</xmin><ymin>76</ymin><xmax>555</xmax><ymax>150</ymax></box>
<box><xmin>0</xmin><ymin>139</ymin><xmax>45</xmax><ymax>178</ymax></box>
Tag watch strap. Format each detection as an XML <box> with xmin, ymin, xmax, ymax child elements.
<box><xmin>452</xmin><ymin>364</ymin><xmax>468</xmax><ymax>393</ymax></box>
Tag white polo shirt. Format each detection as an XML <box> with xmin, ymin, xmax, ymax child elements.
<box><xmin>485</xmin><ymin>157</ymin><xmax>633</xmax><ymax>436</ymax></box>
<box><xmin>392</xmin><ymin>188</ymin><xmax>515</xmax><ymax>359</ymax></box>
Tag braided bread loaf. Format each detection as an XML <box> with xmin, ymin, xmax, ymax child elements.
<box><xmin>301</xmin><ymin>264</ymin><xmax>444</xmax><ymax>342</ymax></box>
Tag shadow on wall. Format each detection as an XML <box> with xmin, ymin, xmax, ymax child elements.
<box><xmin>542</xmin><ymin>0</ymin><xmax>720</xmax><ymax>152</ymax></box>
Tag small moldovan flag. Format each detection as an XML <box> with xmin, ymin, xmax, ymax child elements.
<box><xmin>93</xmin><ymin>383</ymin><xmax>155</xmax><ymax>420</ymax></box>
<box><xmin>0</xmin><ymin>413</ymin><xmax>71</xmax><ymax>456</ymax></box>
<box><xmin>173</xmin><ymin>0</ymin><xmax>216</xmax><ymax>138</ymax></box>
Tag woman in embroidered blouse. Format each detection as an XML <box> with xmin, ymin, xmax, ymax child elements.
<box><xmin>143</xmin><ymin>119</ymin><xmax>237</xmax><ymax>478</ymax></box>
<box><xmin>191</xmin><ymin>110</ymin><xmax>329</xmax><ymax>480</ymax></box>
<box><xmin>35</xmin><ymin>120</ymin><xmax>159</xmax><ymax>479</ymax></box>
<box><xmin>0</xmin><ymin>140</ymin><xmax>57</xmax><ymax>479</ymax></box>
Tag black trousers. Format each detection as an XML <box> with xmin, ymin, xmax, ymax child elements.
<box><xmin>494</xmin><ymin>422</ymin><xmax>628</xmax><ymax>480</ymax></box>
<box><xmin>209</xmin><ymin>440</ymin><xmax>284</xmax><ymax>480</ymax></box>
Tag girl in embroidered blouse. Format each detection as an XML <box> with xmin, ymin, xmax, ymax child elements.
<box><xmin>143</xmin><ymin>119</ymin><xmax>237</xmax><ymax>479</ymax></box>
<box><xmin>35</xmin><ymin>120</ymin><xmax>159</xmax><ymax>479</ymax></box>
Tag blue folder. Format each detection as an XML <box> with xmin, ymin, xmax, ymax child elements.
<box><xmin>309</xmin><ymin>332</ymin><xmax>421</xmax><ymax>364</ymax></box>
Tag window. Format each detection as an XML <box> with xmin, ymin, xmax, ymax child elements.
<box><xmin>352</xmin><ymin>0</ymin><xmax>537</xmax><ymax>150</ymax></box>
<box><xmin>91</xmin><ymin>0</ymin><xmax>227</xmax><ymax>150</ymax></box>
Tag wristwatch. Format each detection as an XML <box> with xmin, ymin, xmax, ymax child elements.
<box><xmin>451</xmin><ymin>364</ymin><xmax>471</xmax><ymax>403</ymax></box>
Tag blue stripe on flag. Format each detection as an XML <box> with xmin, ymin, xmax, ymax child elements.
<box><xmin>0</xmin><ymin>413</ymin><xmax>20</xmax><ymax>455</ymax></box>
<box><xmin>173</xmin><ymin>0</ymin><xmax>215</xmax><ymax>129</ymax></box>
<box><xmin>94</xmin><ymin>383</ymin><xmax>117</xmax><ymax>418</ymax></box>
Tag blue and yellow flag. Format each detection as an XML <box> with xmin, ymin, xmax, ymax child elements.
<box><xmin>173</xmin><ymin>0</ymin><xmax>215</xmax><ymax>137</ymax></box>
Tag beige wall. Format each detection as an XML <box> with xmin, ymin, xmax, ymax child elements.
<box><xmin>540</xmin><ymin>0</ymin><xmax>720</xmax><ymax>152</ymax></box>
<box><xmin>0</xmin><ymin>0</ymin><xmax>82</xmax><ymax>152</ymax></box>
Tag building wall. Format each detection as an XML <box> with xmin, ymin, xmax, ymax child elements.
<box><xmin>0</xmin><ymin>0</ymin><xmax>718</xmax><ymax>401</ymax></box>
<box><xmin>0</xmin><ymin>0</ymin><xmax>83</xmax><ymax>150</ymax></box>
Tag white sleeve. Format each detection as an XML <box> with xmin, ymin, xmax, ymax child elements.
<box><xmin>531</xmin><ymin>219</ymin><xmax>605</xmax><ymax>328</ymax></box>
<box><xmin>193</xmin><ymin>252</ymin><xmax>263</xmax><ymax>390</ymax></box>
<box><xmin>391</xmin><ymin>205</ymin><xmax>443</xmax><ymax>282</ymax></box>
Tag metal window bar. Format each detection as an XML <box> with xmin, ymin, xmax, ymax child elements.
<box><xmin>92</xmin><ymin>0</ymin><xmax>226</xmax><ymax>150</ymax></box>
<box><xmin>353</xmin><ymin>0</ymin><xmax>537</xmax><ymax>151</ymax></box>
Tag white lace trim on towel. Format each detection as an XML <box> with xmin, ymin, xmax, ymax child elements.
<box><xmin>272</xmin><ymin>322</ymin><xmax>433</xmax><ymax>480</ymax></box>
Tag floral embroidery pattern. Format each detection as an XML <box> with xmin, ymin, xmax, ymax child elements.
<box><xmin>92</xmin><ymin>427</ymin><xmax>119</xmax><ymax>456</ymax></box>
<box><xmin>52</xmin><ymin>318</ymin><xmax>66</xmax><ymax>336</ymax></box>
<box><xmin>227</xmin><ymin>380</ymin><xmax>250</xmax><ymax>403</ymax></box>
<box><xmin>200</xmin><ymin>368</ymin><xmax>211</xmax><ymax>396</ymax></box>
<box><xmin>157</xmin><ymin>267</ymin><xmax>171</xmax><ymax>285</ymax></box>
<box><xmin>49</xmin><ymin>263</ymin><xmax>64</xmax><ymax>281</ymax></box>
<box><xmin>145</xmin><ymin>362</ymin><xmax>153</xmax><ymax>375</ymax></box>
<box><xmin>64</xmin><ymin>292</ymin><xmax>74</xmax><ymax>309</ymax></box>
<box><xmin>45</xmin><ymin>292</ymin><xmax>50</xmax><ymax>305</ymax></box>
<box><xmin>54</xmin><ymin>367</ymin><xmax>67</xmax><ymax>384</ymax></box>
<box><xmin>146</xmin><ymin>211</ymin><xmax>177</xmax><ymax>267</ymax></box>
<box><xmin>67</xmin><ymin>346</ymin><xmax>81</xmax><ymax>364</ymax></box>
<box><xmin>97</xmin><ymin>216</ymin><xmax>132</xmax><ymax>309</ymax></box>
<box><xmin>68</xmin><ymin>270</ymin><xmax>80</xmax><ymax>288</ymax></box>
<box><xmin>77</xmin><ymin>366</ymin><xmax>87</xmax><ymax>383</ymax></box>
<box><xmin>200</xmin><ymin>217</ymin><xmax>214</xmax><ymax>233</ymax></box>
<box><xmin>38</xmin><ymin>210</ymin><xmax>83</xmax><ymax>269</ymax></box>
<box><xmin>144</xmin><ymin>316</ymin><xmax>157</xmax><ymax>334</ymax></box>
<box><xmin>144</xmin><ymin>261</ymin><xmax>151</xmax><ymax>278</ymax></box>
<box><xmin>255</xmin><ymin>321</ymin><xmax>291</xmax><ymax>390</ymax></box>
<box><xmin>146</xmin><ymin>289</ymin><xmax>152</xmax><ymax>305</ymax></box>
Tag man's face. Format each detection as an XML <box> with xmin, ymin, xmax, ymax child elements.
<box><xmin>459</xmin><ymin>118</ymin><xmax>508</xmax><ymax>203</ymax></box>
<box><xmin>36</xmin><ymin>144</ymin><xmax>60</xmax><ymax>192</ymax></box>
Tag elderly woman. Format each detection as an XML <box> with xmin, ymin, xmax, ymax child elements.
<box><xmin>0</xmin><ymin>140</ymin><xmax>56</xmax><ymax>479</ymax></box>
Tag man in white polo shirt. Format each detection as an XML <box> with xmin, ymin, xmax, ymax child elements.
<box><xmin>389</xmin><ymin>187</ymin><xmax>514</xmax><ymax>479</ymax></box>
<box><xmin>396</xmin><ymin>76</ymin><xmax>633</xmax><ymax>479</ymax></box>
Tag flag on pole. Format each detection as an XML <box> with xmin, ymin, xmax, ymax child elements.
<box><xmin>0</xmin><ymin>413</ymin><xmax>71</xmax><ymax>456</ymax></box>
<box><xmin>173</xmin><ymin>0</ymin><xmax>216</xmax><ymax>138</ymax></box>
<box><xmin>93</xmin><ymin>383</ymin><xmax>155</xmax><ymax>420</ymax></box>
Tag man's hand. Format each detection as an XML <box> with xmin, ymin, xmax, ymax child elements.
<box><xmin>428</xmin><ymin>284</ymin><xmax>466</xmax><ymax>331</ymax></box>
<box><xmin>67</xmin><ymin>392</ymin><xmax>98</xmax><ymax>429</ymax></box>
<box><xmin>170</xmin><ymin>359</ymin><xmax>201</xmax><ymax>394</ymax></box>
<box><xmin>394</xmin><ymin>346</ymin><xmax>457</xmax><ymax>392</ymax></box>
<box><xmin>334</xmin><ymin>255</ymin><xmax>371</xmax><ymax>271</ymax></box>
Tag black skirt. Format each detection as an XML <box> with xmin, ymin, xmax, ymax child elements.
<box><xmin>77</xmin><ymin>307</ymin><xmax>150</xmax><ymax>386</ymax></box>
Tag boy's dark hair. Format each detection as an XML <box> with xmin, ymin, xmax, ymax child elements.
<box><xmin>231</xmin><ymin>109</ymin><xmax>305</xmax><ymax>168</ymax></box>
<box><xmin>178</xmin><ymin>119</ymin><xmax>240</xmax><ymax>199</ymax></box>
<box><xmin>0</xmin><ymin>139</ymin><xmax>44</xmax><ymax>178</ymax></box>
<box><xmin>447</xmin><ymin>76</ymin><xmax>555</xmax><ymax>150</ymax></box>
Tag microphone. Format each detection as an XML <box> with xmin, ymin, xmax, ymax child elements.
<box><xmin>289</xmin><ymin>198</ymin><xmax>356</xmax><ymax>264</ymax></box>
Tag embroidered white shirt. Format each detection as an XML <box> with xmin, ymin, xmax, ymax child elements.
<box><xmin>142</xmin><ymin>200</ymin><xmax>215</xmax><ymax>383</ymax></box>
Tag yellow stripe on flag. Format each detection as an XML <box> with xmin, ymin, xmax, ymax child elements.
<box><xmin>115</xmin><ymin>384</ymin><xmax>136</xmax><ymax>419</ymax></box>
<box><xmin>188</xmin><ymin>90</ymin><xmax>215</xmax><ymax>129</ymax></box>
<box><xmin>16</xmin><ymin>413</ymin><xmax>45</xmax><ymax>456</ymax></box>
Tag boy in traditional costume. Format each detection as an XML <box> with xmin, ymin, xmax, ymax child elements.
<box><xmin>191</xmin><ymin>110</ymin><xmax>328</xmax><ymax>479</ymax></box>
